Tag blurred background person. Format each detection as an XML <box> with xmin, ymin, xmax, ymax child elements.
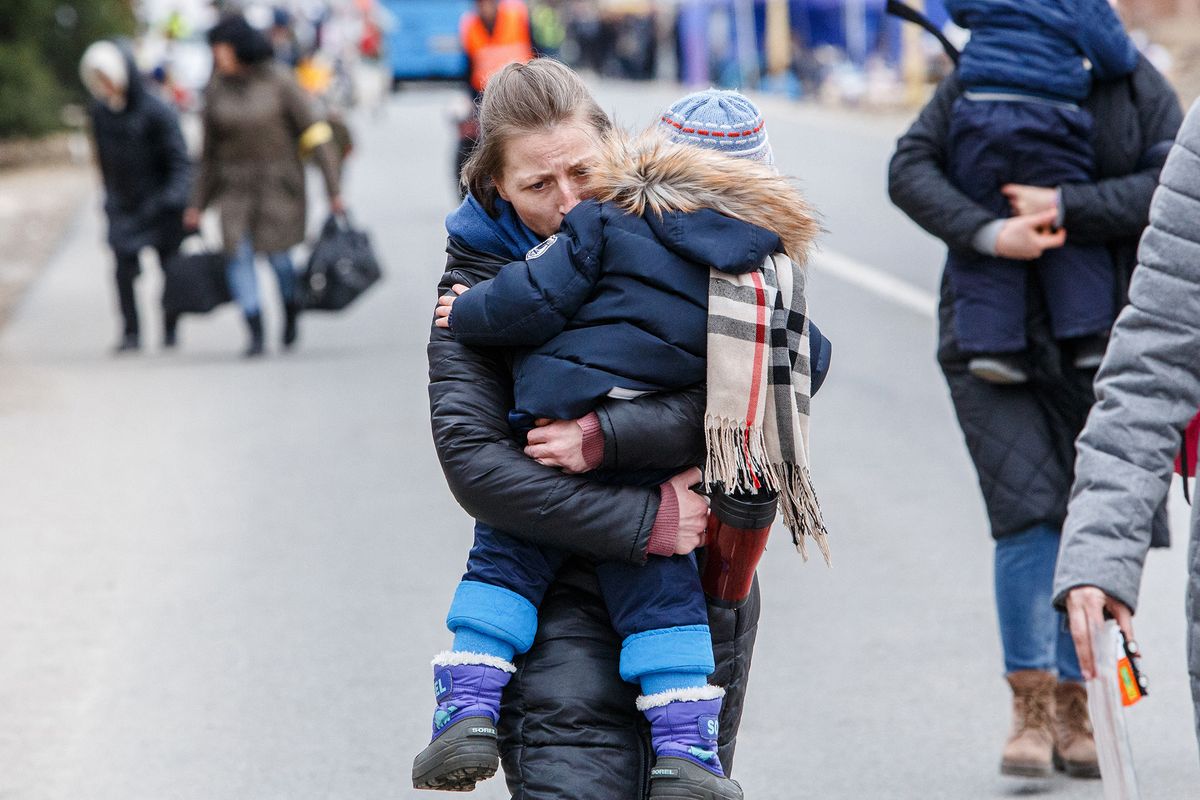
<box><xmin>530</xmin><ymin>0</ymin><xmax>566</xmax><ymax>60</ymax></box>
<box><xmin>454</xmin><ymin>0</ymin><xmax>535</xmax><ymax>188</ymax></box>
<box><xmin>80</xmin><ymin>39</ymin><xmax>191</xmax><ymax>354</ymax></box>
<box><xmin>185</xmin><ymin>14</ymin><xmax>344</xmax><ymax>358</ymax></box>
<box><xmin>269</xmin><ymin>6</ymin><xmax>302</xmax><ymax>68</ymax></box>
<box><xmin>460</xmin><ymin>0</ymin><xmax>535</xmax><ymax>101</ymax></box>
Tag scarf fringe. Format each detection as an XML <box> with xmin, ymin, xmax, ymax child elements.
<box><xmin>776</xmin><ymin>462</ymin><xmax>831</xmax><ymax>566</ymax></box>
<box><xmin>705</xmin><ymin>417</ymin><xmax>831</xmax><ymax>566</ymax></box>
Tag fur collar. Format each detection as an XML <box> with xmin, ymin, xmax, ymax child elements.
<box><xmin>584</xmin><ymin>130</ymin><xmax>821</xmax><ymax>265</ymax></box>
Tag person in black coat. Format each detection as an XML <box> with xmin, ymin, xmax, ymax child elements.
<box><xmin>426</xmin><ymin>59</ymin><xmax>761</xmax><ymax>799</ymax></box>
<box><xmin>888</xmin><ymin>56</ymin><xmax>1181</xmax><ymax>778</ymax></box>
<box><xmin>81</xmin><ymin>40</ymin><xmax>191</xmax><ymax>353</ymax></box>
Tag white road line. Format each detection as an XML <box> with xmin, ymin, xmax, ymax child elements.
<box><xmin>809</xmin><ymin>249</ymin><xmax>939</xmax><ymax>319</ymax></box>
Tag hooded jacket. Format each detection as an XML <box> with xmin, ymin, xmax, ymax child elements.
<box><xmin>87</xmin><ymin>45</ymin><xmax>191</xmax><ymax>256</ymax></box>
<box><xmin>945</xmin><ymin>0</ymin><xmax>1138</xmax><ymax>102</ymax></box>
<box><xmin>448</xmin><ymin>132</ymin><xmax>823</xmax><ymax>422</ymax></box>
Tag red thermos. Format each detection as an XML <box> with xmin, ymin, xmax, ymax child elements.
<box><xmin>700</xmin><ymin>487</ymin><xmax>778</xmax><ymax>607</ymax></box>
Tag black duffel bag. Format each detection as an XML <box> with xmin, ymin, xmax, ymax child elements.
<box><xmin>161</xmin><ymin>240</ymin><xmax>232</xmax><ymax>314</ymax></box>
<box><xmin>300</xmin><ymin>214</ymin><xmax>382</xmax><ymax>311</ymax></box>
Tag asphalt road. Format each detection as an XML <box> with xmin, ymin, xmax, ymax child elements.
<box><xmin>0</xmin><ymin>81</ymin><xmax>1196</xmax><ymax>799</ymax></box>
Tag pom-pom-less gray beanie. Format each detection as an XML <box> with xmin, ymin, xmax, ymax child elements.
<box><xmin>658</xmin><ymin>89</ymin><xmax>773</xmax><ymax>166</ymax></box>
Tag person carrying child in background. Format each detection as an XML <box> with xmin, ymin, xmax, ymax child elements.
<box><xmin>942</xmin><ymin>0</ymin><xmax>1139</xmax><ymax>384</ymax></box>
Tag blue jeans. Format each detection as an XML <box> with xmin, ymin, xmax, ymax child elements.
<box><xmin>226</xmin><ymin>237</ymin><xmax>296</xmax><ymax>316</ymax></box>
<box><xmin>994</xmin><ymin>523</ymin><xmax>1081</xmax><ymax>681</ymax></box>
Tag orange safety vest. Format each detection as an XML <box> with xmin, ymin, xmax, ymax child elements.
<box><xmin>461</xmin><ymin>0</ymin><xmax>535</xmax><ymax>92</ymax></box>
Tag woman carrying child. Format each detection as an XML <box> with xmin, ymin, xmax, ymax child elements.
<box><xmin>421</xmin><ymin>59</ymin><xmax>829</xmax><ymax>799</ymax></box>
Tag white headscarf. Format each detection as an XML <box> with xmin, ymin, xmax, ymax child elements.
<box><xmin>79</xmin><ymin>41</ymin><xmax>129</xmax><ymax>112</ymax></box>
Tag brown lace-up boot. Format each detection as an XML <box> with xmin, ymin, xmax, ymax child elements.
<box><xmin>1053</xmin><ymin>681</ymin><xmax>1101</xmax><ymax>778</ymax></box>
<box><xmin>1001</xmin><ymin>670</ymin><xmax>1057</xmax><ymax>777</ymax></box>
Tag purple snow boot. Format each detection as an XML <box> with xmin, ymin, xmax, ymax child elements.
<box><xmin>412</xmin><ymin>654</ymin><xmax>514</xmax><ymax>792</ymax></box>
<box><xmin>642</xmin><ymin>688</ymin><xmax>744</xmax><ymax>800</ymax></box>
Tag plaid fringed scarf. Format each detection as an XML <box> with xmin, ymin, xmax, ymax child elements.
<box><xmin>705</xmin><ymin>253</ymin><xmax>830</xmax><ymax>563</ymax></box>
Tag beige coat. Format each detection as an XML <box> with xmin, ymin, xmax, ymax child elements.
<box><xmin>193</xmin><ymin>64</ymin><xmax>340</xmax><ymax>254</ymax></box>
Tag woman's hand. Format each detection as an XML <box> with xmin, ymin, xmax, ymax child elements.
<box><xmin>433</xmin><ymin>283</ymin><xmax>469</xmax><ymax>328</ymax></box>
<box><xmin>1065</xmin><ymin>585</ymin><xmax>1135</xmax><ymax>681</ymax></box>
<box><xmin>667</xmin><ymin>467</ymin><xmax>709</xmax><ymax>555</ymax></box>
<box><xmin>330</xmin><ymin>194</ymin><xmax>346</xmax><ymax>216</ymax></box>
<box><xmin>1001</xmin><ymin>183</ymin><xmax>1058</xmax><ymax>217</ymax></box>
<box><xmin>183</xmin><ymin>207</ymin><xmax>201</xmax><ymax>231</ymax></box>
<box><xmin>525</xmin><ymin>418</ymin><xmax>587</xmax><ymax>473</ymax></box>
<box><xmin>995</xmin><ymin>208</ymin><xmax>1067</xmax><ymax>260</ymax></box>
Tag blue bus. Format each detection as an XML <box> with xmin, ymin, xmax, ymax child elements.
<box><xmin>382</xmin><ymin>0</ymin><xmax>471</xmax><ymax>82</ymax></box>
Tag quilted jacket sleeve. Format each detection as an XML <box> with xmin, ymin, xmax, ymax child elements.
<box><xmin>887</xmin><ymin>74</ymin><xmax>996</xmax><ymax>255</ymax></box>
<box><xmin>449</xmin><ymin>201</ymin><xmax>605</xmax><ymax>347</ymax></box>
<box><xmin>429</xmin><ymin>243</ymin><xmax>656</xmax><ymax>566</ymax></box>
<box><xmin>1059</xmin><ymin>58</ymin><xmax>1183</xmax><ymax>245</ymax></box>
<box><xmin>1054</xmin><ymin>102</ymin><xmax>1200</xmax><ymax>612</ymax></box>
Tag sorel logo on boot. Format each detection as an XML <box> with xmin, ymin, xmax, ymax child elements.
<box><xmin>651</xmin><ymin>767</ymin><xmax>680</xmax><ymax>779</ymax></box>
<box><xmin>468</xmin><ymin>726</ymin><xmax>497</xmax><ymax>737</ymax></box>
<box><xmin>699</xmin><ymin>714</ymin><xmax>719</xmax><ymax>740</ymax></box>
<box><xmin>434</xmin><ymin>669</ymin><xmax>452</xmax><ymax>700</ymax></box>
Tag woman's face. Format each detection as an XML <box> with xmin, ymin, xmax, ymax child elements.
<box><xmin>494</xmin><ymin>122</ymin><xmax>599</xmax><ymax>240</ymax></box>
<box><xmin>211</xmin><ymin>42</ymin><xmax>240</xmax><ymax>75</ymax></box>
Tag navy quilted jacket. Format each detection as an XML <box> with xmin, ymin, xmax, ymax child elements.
<box><xmin>946</xmin><ymin>0</ymin><xmax>1138</xmax><ymax>101</ymax></box>
<box><xmin>449</xmin><ymin>199</ymin><xmax>788</xmax><ymax>420</ymax></box>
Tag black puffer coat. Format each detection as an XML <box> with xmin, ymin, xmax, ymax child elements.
<box><xmin>88</xmin><ymin>48</ymin><xmax>190</xmax><ymax>257</ymax></box>
<box><xmin>888</xmin><ymin>58</ymin><xmax>1182</xmax><ymax>542</ymax></box>
<box><xmin>429</xmin><ymin>236</ymin><xmax>760</xmax><ymax>799</ymax></box>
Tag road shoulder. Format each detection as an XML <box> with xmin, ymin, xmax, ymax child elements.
<box><xmin>0</xmin><ymin>163</ymin><xmax>91</xmax><ymax>327</ymax></box>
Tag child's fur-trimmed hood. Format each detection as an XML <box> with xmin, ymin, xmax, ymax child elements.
<box><xmin>583</xmin><ymin>129</ymin><xmax>821</xmax><ymax>266</ymax></box>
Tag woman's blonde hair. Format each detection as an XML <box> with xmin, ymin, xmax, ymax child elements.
<box><xmin>462</xmin><ymin>58</ymin><xmax>611</xmax><ymax>215</ymax></box>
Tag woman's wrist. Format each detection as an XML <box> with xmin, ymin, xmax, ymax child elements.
<box><xmin>647</xmin><ymin>482</ymin><xmax>680</xmax><ymax>557</ymax></box>
<box><xmin>578</xmin><ymin>412</ymin><xmax>604</xmax><ymax>471</ymax></box>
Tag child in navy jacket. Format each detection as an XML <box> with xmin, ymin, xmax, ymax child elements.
<box><xmin>942</xmin><ymin>0</ymin><xmax>1139</xmax><ymax>383</ymax></box>
<box><xmin>413</xmin><ymin>92</ymin><xmax>824</xmax><ymax>797</ymax></box>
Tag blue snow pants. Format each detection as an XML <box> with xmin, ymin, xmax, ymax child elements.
<box><xmin>448</xmin><ymin>520</ymin><xmax>714</xmax><ymax>686</ymax></box>
<box><xmin>945</xmin><ymin>95</ymin><xmax>1116</xmax><ymax>354</ymax></box>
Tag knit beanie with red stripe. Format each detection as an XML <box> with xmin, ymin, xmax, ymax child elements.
<box><xmin>658</xmin><ymin>89</ymin><xmax>773</xmax><ymax>166</ymax></box>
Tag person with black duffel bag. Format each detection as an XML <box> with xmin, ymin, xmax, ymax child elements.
<box><xmin>185</xmin><ymin>15</ymin><xmax>345</xmax><ymax>357</ymax></box>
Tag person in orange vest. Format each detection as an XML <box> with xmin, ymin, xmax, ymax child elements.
<box><xmin>460</xmin><ymin>0</ymin><xmax>535</xmax><ymax>98</ymax></box>
<box><xmin>455</xmin><ymin>0</ymin><xmax>535</xmax><ymax>190</ymax></box>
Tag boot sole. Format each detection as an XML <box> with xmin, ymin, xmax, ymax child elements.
<box><xmin>1000</xmin><ymin>759</ymin><xmax>1053</xmax><ymax>778</ymax></box>
<box><xmin>412</xmin><ymin>716</ymin><xmax>499</xmax><ymax>792</ymax></box>
<box><xmin>649</xmin><ymin>757</ymin><xmax>743</xmax><ymax>800</ymax></box>
<box><xmin>969</xmin><ymin>363</ymin><xmax>1029</xmax><ymax>385</ymax></box>
<box><xmin>1053</xmin><ymin>750</ymin><xmax>1101</xmax><ymax>779</ymax></box>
